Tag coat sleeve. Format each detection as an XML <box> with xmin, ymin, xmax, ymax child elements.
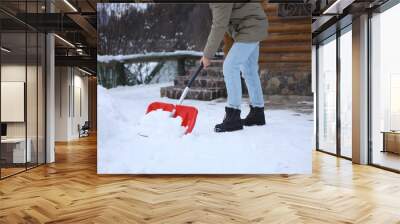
<box><xmin>203</xmin><ymin>3</ymin><xmax>233</xmax><ymax>59</ymax></box>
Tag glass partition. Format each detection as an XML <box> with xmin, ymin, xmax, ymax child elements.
<box><xmin>37</xmin><ymin>0</ymin><xmax>46</xmax><ymax>165</ymax></box>
<box><xmin>0</xmin><ymin>1</ymin><xmax>46</xmax><ymax>179</ymax></box>
<box><xmin>339</xmin><ymin>27</ymin><xmax>352</xmax><ymax>158</ymax></box>
<box><xmin>317</xmin><ymin>35</ymin><xmax>337</xmax><ymax>154</ymax></box>
<box><xmin>38</xmin><ymin>32</ymin><xmax>45</xmax><ymax>165</ymax></box>
<box><xmin>370</xmin><ymin>3</ymin><xmax>400</xmax><ymax>171</ymax></box>
<box><xmin>1</xmin><ymin>30</ymin><xmax>28</xmax><ymax>178</ymax></box>
<box><xmin>27</xmin><ymin>30</ymin><xmax>38</xmax><ymax>169</ymax></box>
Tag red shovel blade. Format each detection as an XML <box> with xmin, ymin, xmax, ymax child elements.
<box><xmin>146</xmin><ymin>101</ymin><xmax>198</xmax><ymax>134</ymax></box>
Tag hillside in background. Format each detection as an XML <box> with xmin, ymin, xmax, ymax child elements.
<box><xmin>97</xmin><ymin>3</ymin><xmax>212</xmax><ymax>55</ymax></box>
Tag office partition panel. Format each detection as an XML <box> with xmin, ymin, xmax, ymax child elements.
<box><xmin>38</xmin><ymin>32</ymin><xmax>45</xmax><ymax>165</ymax></box>
<box><xmin>370</xmin><ymin>3</ymin><xmax>400</xmax><ymax>171</ymax></box>
<box><xmin>317</xmin><ymin>35</ymin><xmax>337</xmax><ymax>155</ymax></box>
<box><xmin>339</xmin><ymin>27</ymin><xmax>353</xmax><ymax>158</ymax></box>
<box><xmin>0</xmin><ymin>1</ymin><xmax>47</xmax><ymax>179</ymax></box>
<box><xmin>27</xmin><ymin>31</ymin><xmax>38</xmax><ymax>169</ymax></box>
<box><xmin>0</xmin><ymin>31</ymin><xmax>28</xmax><ymax>178</ymax></box>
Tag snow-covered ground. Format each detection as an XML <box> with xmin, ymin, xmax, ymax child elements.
<box><xmin>98</xmin><ymin>83</ymin><xmax>313</xmax><ymax>174</ymax></box>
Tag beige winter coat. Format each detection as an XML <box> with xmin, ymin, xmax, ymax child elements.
<box><xmin>203</xmin><ymin>3</ymin><xmax>268</xmax><ymax>58</ymax></box>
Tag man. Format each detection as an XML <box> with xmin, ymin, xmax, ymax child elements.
<box><xmin>200</xmin><ymin>3</ymin><xmax>269</xmax><ymax>133</ymax></box>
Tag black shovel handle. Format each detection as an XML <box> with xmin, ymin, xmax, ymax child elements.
<box><xmin>186</xmin><ymin>62</ymin><xmax>204</xmax><ymax>88</ymax></box>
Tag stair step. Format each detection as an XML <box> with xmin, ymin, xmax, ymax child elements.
<box><xmin>186</xmin><ymin>67</ymin><xmax>223</xmax><ymax>78</ymax></box>
<box><xmin>174</xmin><ymin>76</ymin><xmax>225</xmax><ymax>88</ymax></box>
<box><xmin>160</xmin><ymin>86</ymin><xmax>226</xmax><ymax>101</ymax></box>
<box><xmin>192</xmin><ymin>60</ymin><xmax>223</xmax><ymax>68</ymax></box>
<box><xmin>209</xmin><ymin>60</ymin><xmax>223</xmax><ymax>67</ymax></box>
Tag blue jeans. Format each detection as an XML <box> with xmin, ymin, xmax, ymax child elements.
<box><xmin>223</xmin><ymin>42</ymin><xmax>264</xmax><ymax>109</ymax></box>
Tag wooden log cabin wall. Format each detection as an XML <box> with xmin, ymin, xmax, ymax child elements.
<box><xmin>224</xmin><ymin>1</ymin><xmax>312</xmax><ymax>96</ymax></box>
<box><xmin>261</xmin><ymin>2</ymin><xmax>312</xmax><ymax>96</ymax></box>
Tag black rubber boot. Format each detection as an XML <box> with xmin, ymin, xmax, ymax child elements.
<box><xmin>242</xmin><ymin>105</ymin><xmax>266</xmax><ymax>126</ymax></box>
<box><xmin>214</xmin><ymin>107</ymin><xmax>243</xmax><ymax>133</ymax></box>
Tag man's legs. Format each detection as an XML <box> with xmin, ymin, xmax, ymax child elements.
<box><xmin>215</xmin><ymin>42</ymin><xmax>259</xmax><ymax>132</ymax></box>
<box><xmin>240</xmin><ymin>42</ymin><xmax>264</xmax><ymax>107</ymax></box>
<box><xmin>223</xmin><ymin>42</ymin><xmax>259</xmax><ymax>109</ymax></box>
<box><xmin>240</xmin><ymin>42</ymin><xmax>266</xmax><ymax>126</ymax></box>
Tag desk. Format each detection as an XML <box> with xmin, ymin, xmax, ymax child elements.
<box><xmin>1</xmin><ymin>138</ymin><xmax>31</xmax><ymax>163</ymax></box>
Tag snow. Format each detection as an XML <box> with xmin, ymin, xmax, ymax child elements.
<box><xmin>97</xmin><ymin>50</ymin><xmax>203</xmax><ymax>63</ymax></box>
<box><xmin>149</xmin><ymin>61</ymin><xmax>176</xmax><ymax>84</ymax></box>
<box><xmin>98</xmin><ymin>3</ymin><xmax>152</xmax><ymax>17</ymax></box>
<box><xmin>124</xmin><ymin>61</ymin><xmax>178</xmax><ymax>84</ymax></box>
<box><xmin>125</xmin><ymin>62</ymin><xmax>158</xmax><ymax>83</ymax></box>
<box><xmin>137</xmin><ymin>109</ymin><xmax>186</xmax><ymax>138</ymax></box>
<box><xmin>98</xmin><ymin>83</ymin><xmax>313</xmax><ymax>174</ymax></box>
<box><xmin>131</xmin><ymin>3</ymin><xmax>151</xmax><ymax>11</ymax></box>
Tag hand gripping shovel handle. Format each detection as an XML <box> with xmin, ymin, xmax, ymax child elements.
<box><xmin>177</xmin><ymin>62</ymin><xmax>204</xmax><ymax>105</ymax></box>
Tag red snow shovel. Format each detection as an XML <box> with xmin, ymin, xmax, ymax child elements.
<box><xmin>145</xmin><ymin>63</ymin><xmax>204</xmax><ymax>134</ymax></box>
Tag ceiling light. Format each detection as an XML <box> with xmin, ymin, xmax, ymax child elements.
<box><xmin>63</xmin><ymin>0</ymin><xmax>78</xmax><ymax>12</ymax></box>
<box><xmin>78</xmin><ymin>67</ymin><xmax>92</xmax><ymax>76</ymax></box>
<box><xmin>54</xmin><ymin>34</ymin><xmax>75</xmax><ymax>48</ymax></box>
<box><xmin>1</xmin><ymin>47</ymin><xmax>11</xmax><ymax>53</ymax></box>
